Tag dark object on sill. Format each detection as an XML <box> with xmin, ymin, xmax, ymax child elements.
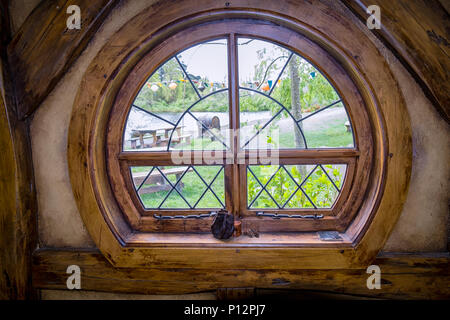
<box><xmin>211</xmin><ymin>209</ymin><xmax>235</xmax><ymax>240</ymax></box>
<box><xmin>318</xmin><ymin>231</ymin><xmax>343</xmax><ymax>241</ymax></box>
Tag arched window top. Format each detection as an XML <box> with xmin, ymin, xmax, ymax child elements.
<box><xmin>124</xmin><ymin>37</ymin><xmax>354</xmax><ymax>153</ymax></box>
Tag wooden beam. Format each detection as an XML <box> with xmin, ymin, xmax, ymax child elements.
<box><xmin>7</xmin><ymin>0</ymin><xmax>119</xmax><ymax>120</ymax></box>
<box><xmin>0</xmin><ymin>0</ymin><xmax>37</xmax><ymax>300</ymax></box>
<box><xmin>0</xmin><ymin>60</ymin><xmax>38</xmax><ymax>299</ymax></box>
<box><xmin>32</xmin><ymin>249</ymin><xmax>450</xmax><ymax>299</ymax></box>
<box><xmin>341</xmin><ymin>0</ymin><xmax>450</xmax><ymax>123</ymax></box>
<box><xmin>0</xmin><ymin>0</ymin><xmax>11</xmax><ymax>55</ymax></box>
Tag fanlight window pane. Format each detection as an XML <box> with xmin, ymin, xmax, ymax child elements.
<box><xmin>177</xmin><ymin>39</ymin><xmax>228</xmax><ymax>96</ymax></box>
<box><xmin>247</xmin><ymin>164</ymin><xmax>347</xmax><ymax>209</ymax></box>
<box><xmin>170</xmin><ymin>90</ymin><xmax>230</xmax><ymax>151</ymax></box>
<box><xmin>130</xmin><ymin>166</ymin><xmax>225</xmax><ymax>209</ymax></box>
<box><xmin>239</xmin><ymin>89</ymin><xmax>304</xmax><ymax>149</ymax></box>
<box><xmin>238</xmin><ymin>37</ymin><xmax>354</xmax><ymax>149</ymax></box>
<box><xmin>123</xmin><ymin>39</ymin><xmax>229</xmax><ymax>151</ymax></box>
<box><xmin>301</xmin><ymin>106</ymin><xmax>354</xmax><ymax>148</ymax></box>
<box><xmin>238</xmin><ymin>38</ymin><xmax>291</xmax><ymax>93</ymax></box>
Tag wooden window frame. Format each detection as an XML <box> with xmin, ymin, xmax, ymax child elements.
<box><xmin>68</xmin><ymin>2</ymin><xmax>411</xmax><ymax>269</ymax></box>
<box><xmin>107</xmin><ymin>20</ymin><xmax>373</xmax><ymax>233</ymax></box>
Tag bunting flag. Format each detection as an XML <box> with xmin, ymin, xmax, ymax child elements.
<box><xmin>145</xmin><ymin>79</ymin><xmax>227</xmax><ymax>91</ymax></box>
<box><xmin>144</xmin><ymin>79</ymin><xmax>286</xmax><ymax>91</ymax></box>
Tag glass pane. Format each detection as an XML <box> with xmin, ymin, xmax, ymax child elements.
<box><xmin>240</xmin><ymin>89</ymin><xmax>305</xmax><ymax>149</ymax></box>
<box><xmin>238</xmin><ymin>37</ymin><xmax>354</xmax><ymax>149</ymax></box>
<box><xmin>247</xmin><ymin>165</ymin><xmax>280</xmax><ymax>209</ymax></box>
<box><xmin>271</xmin><ymin>55</ymin><xmax>341</xmax><ymax>118</ymax></box>
<box><xmin>124</xmin><ymin>106</ymin><xmax>183</xmax><ymax>151</ymax></box>
<box><xmin>238</xmin><ymin>38</ymin><xmax>290</xmax><ymax>94</ymax></box>
<box><xmin>301</xmin><ymin>106</ymin><xmax>354</xmax><ymax>148</ymax></box>
<box><xmin>322</xmin><ymin>164</ymin><xmax>347</xmax><ymax>189</ymax></box>
<box><xmin>247</xmin><ymin>164</ymin><xmax>347</xmax><ymax>209</ymax></box>
<box><xmin>130</xmin><ymin>166</ymin><xmax>224</xmax><ymax>209</ymax></box>
<box><xmin>170</xmin><ymin>90</ymin><xmax>230</xmax><ymax>150</ymax></box>
<box><xmin>124</xmin><ymin>39</ymin><xmax>229</xmax><ymax>152</ymax></box>
<box><xmin>194</xmin><ymin>166</ymin><xmax>225</xmax><ymax>208</ymax></box>
<box><xmin>177</xmin><ymin>39</ymin><xmax>228</xmax><ymax>96</ymax></box>
<box><xmin>301</xmin><ymin>165</ymin><xmax>345</xmax><ymax>208</ymax></box>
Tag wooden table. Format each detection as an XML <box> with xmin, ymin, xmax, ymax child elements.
<box><xmin>132</xmin><ymin>126</ymin><xmax>184</xmax><ymax>148</ymax></box>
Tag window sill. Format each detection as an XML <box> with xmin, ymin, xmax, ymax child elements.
<box><xmin>125</xmin><ymin>231</ymin><xmax>352</xmax><ymax>247</ymax></box>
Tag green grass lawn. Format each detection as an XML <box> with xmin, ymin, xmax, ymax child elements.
<box><xmin>135</xmin><ymin>166</ymin><xmax>225</xmax><ymax>209</ymax></box>
<box><xmin>133</xmin><ymin>118</ymin><xmax>352</xmax><ymax>209</ymax></box>
<box><xmin>279</xmin><ymin>118</ymin><xmax>353</xmax><ymax>148</ymax></box>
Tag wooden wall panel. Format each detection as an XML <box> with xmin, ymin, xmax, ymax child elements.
<box><xmin>342</xmin><ymin>0</ymin><xmax>450</xmax><ymax>123</ymax></box>
<box><xmin>7</xmin><ymin>0</ymin><xmax>119</xmax><ymax>120</ymax></box>
<box><xmin>0</xmin><ymin>67</ymin><xmax>18</xmax><ymax>300</ymax></box>
<box><xmin>0</xmin><ymin>61</ymin><xmax>37</xmax><ymax>300</ymax></box>
<box><xmin>32</xmin><ymin>249</ymin><xmax>450</xmax><ymax>299</ymax></box>
<box><xmin>0</xmin><ymin>0</ymin><xmax>37</xmax><ymax>300</ymax></box>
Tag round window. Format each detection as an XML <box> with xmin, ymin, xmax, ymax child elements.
<box><xmin>106</xmin><ymin>20</ymin><xmax>373</xmax><ymax>233</ymax></box>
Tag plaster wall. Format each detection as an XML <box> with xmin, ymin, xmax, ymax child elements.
<box><xmin>25</xmin><ymin>0</ymin><xmax>449</xmax><ymax>251</ymax></box>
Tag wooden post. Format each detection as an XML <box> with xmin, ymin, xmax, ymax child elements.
<box><xmin>0</xmin><ymin>54</ymin><xmax>37</xmax><ymax>300</ymax></box>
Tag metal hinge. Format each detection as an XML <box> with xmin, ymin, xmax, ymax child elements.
<box><xmin>256</xmin><ymin>212</ymin><xmax>324</xmax><ymax>219</ymax></box>
<box><xmin>153</xmin><ymin>212</ymin><xmax>217</xmax><ymax>220</ymax></box>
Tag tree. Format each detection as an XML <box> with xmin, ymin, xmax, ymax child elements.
<box><xmin>288</xmin><ymin>55</ymin><xmax>305</xmax><ymax>149</ymax></box>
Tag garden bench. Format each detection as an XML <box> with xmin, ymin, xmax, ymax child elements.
<box><xmin>130</xmin><ymin>126</ymin><xmax>188</xmax><ymax>148</ymax></box>
<box><xmin>159</xmin><ymin>134</ymin><xmax>192</xmax><ymax>146</ymax></box>
<box><xmin>133</xmin><ymin>166</ymin><xmax>193</xmax><ymax>194</ymax></box>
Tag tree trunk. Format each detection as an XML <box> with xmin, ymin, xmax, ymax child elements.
<box><xmin>289</xmin><ymin>56</ymin><xmax>304</xmax><ymax>148</ymax></box>
<box><xmin>289</xmin><ymin>56</ymin><xmax>306</xmax><ymax>178</ymax></box>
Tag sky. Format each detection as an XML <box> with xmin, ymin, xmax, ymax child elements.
<box><xmin>177</xmin><ymin>38</ymin><xmax>288</xmax><ymax>84</ymax></box>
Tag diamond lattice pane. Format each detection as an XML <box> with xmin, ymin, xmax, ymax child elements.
<box><xmin>302</xmin><ymin>166</ymin><xmax>340</xmax><ymax>208</ymax></box>
<box><xmin>265</xmin><ymin>166</ymin><xmax>298</xmax><ymax>207</ymax></box>
<box><xmin>247</xmin><ymin>165</ymin><xmax>280</xmax><ymax>209</ymax></box>
<box><xmin>322</xmin><ymin>164</ymin><xmax>347</xmax><ymax>190</ymax></box>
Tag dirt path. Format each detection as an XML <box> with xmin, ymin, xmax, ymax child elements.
<box><xmin>279</xmin><ymin>107</ymin><xmax>348</xmax><ymax>133</ymax></box>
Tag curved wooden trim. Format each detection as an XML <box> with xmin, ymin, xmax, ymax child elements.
<box><xmin>342</xmin><ymin>0</ymin><xmax>450</xmax><ymax>124</ymax></box>
<box><xmin>68</xmin><ymin>0</ymin><xmax>411</xmax><ymax>269</ymax></box>
<box><xmin>106</xmin><ymin>20</ymin><xmax>373</xmax><ymax>232</ymax></box>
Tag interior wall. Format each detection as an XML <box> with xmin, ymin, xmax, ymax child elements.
<box><xmin>25</xmin><ymin>0</ymin><xmax>449</xmax><ymax>251</ymax></box>
<box><xmin>326</xmin><ymin>1</ymin><xmax>450</xmax><ymax>251</ymax></box>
